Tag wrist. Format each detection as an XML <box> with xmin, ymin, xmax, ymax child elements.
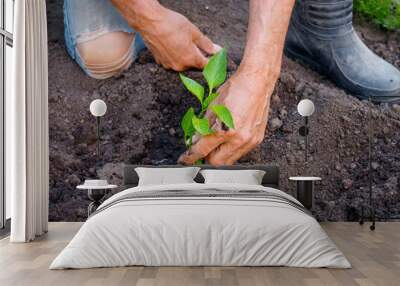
<box><xmin>238</xmin><ymin>60</ymin><xmax>268</xmax><ymax>78</ymax></box>
<box><xmin>238</xmin><ymin>52</ymin><xmax>282</xmax><ymax>84</ymax></box>
<box><xmin>111</xmin><ymin>0</ymin><xmax>166</xmax><ymax>31</ymax></box>
<box><xmin>237</xmin><ymin>61</ymin><xmax>275</xmax><ymax>84</ymax></box>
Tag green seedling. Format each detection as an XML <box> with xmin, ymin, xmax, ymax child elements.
<box><xmin>179</xmin><ymin>49</ymin><xmax>235</xmax><ymax>151</ymax></box>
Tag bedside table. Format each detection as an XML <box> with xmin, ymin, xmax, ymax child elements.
<box><xmin>289</xmin><ymin>176</ymin><xmax>321</xmax><ymax>210</ymax></box>
<box><xmin>77</xmin><ymin>180</ymin><xmax>117</xmax><ymax>217</ymax></box>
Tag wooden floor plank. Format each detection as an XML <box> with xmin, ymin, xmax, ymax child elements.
<box><xmin>0</xmin><ymin>222</ymin><xmax>399</xmax><ymax>286</ymax></box>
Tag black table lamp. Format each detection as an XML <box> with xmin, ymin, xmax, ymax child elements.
<box><xmin>289</xmin><ymin>99</ymin><xmax>318</xmax><ymax>210</ymax></box>
<box><xmin>78</xmin><ymin>100</ymin><xmax>111</xmax><ymax>216</ymax></box>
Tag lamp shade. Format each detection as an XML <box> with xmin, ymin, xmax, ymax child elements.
<box><xmin>297</xmin><ymin>99</ymin><xmax>315</xmax><ymax>117</ymax></box>
<box><xmin>90</xmin><ymin>99</ymin><xmax>107</xmax><ymax>117</ymax></box>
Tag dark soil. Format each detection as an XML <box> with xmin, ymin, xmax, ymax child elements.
<box><xmin>47</xmin><ymin>0</ymin><xmax>400</xmax><ymax>222</ymax></box>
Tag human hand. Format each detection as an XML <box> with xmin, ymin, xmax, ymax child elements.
<box><xmin>178</xmin><ymin>68</ymin><xmax>277</xmax><ymax>165</ymax></box>
<box><xmin>111</xmin><ymin>0</ymin><xmax>220</xmax><ymax>70</ymax></box>
<box><xmin>139</xmin><ymin>7</ymin><xmax>220</xmax><ymax>71</ymax></box>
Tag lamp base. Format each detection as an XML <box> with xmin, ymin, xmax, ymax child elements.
<box><xmin>359</xmin><ymin>204</ymin><xmax>400</xmax><ymax>230</ymax></box>
<box><xmin>359</xmin><ymin>204</ymin><xmax>376</xmax><ymax>231</ymax></box>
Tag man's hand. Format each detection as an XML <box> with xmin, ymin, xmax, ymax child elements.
<box><xmin>178</xmin><ymin>69</ymin><xmax>277</xmax><ymax>165</ymax></box>
<box><xmin>111</xmin><ymin>0</ymin><xmax>220</xmax><ymax>71</ymax></box>
<box><xmin>139</xmin><ymin>9</ymin><xmax>221</xmax><ymax>71</ymax></box>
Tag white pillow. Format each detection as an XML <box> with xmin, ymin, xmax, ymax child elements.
<box><xmin>135</xmin><ymin>167</ymin><xmax>200</xmax><ymax>186</ymax></box>
<box><xmin>200</xmin><ymin>169</ymin><xmax>266</xmax><ymax>185</ymax></box>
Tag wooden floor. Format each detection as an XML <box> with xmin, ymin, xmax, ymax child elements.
<box><xmin>0</xmin><ymin>222</ymin><xmax>399</xmax><ymax>286</ymax></box>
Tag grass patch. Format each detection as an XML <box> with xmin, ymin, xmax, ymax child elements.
<box><xmin>354</xmin><ymin>0</ymin><xmax>400</xmax><ymax>30</ymax></box>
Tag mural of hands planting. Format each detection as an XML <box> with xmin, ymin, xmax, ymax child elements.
<box><xmin>47</xmin><ymin>0</ymin><xmax>400</xmax><ymax>221</ymax></box>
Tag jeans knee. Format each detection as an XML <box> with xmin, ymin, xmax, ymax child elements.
<box><xmin>76</xmin><ymin>31</ymin><xmax>135</xmax><ymax>79</ymax></box>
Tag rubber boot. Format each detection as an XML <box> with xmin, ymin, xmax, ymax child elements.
<box><xmin>285</xmin><ymin>0</ymin><xmax>400</xmax><ymax>103</ymax></box>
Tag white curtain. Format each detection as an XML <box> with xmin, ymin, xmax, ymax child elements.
<box><xmin>8</xmin><ymin>0</ymin><xmax>49</xmax><ymax>242</ymax></box>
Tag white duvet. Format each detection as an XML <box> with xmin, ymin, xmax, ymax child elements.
<box><xmin>50</xmin><ymin>183</ymin><xmax>350</xmax><ymax>269</ymax></box>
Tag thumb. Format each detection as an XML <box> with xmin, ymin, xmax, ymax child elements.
<box><xmin>178</xmin><ymin>130</ymin><xmax>229</xmax><ymax>165</ymax></box>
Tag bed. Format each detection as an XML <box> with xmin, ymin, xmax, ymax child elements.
<box><xmin>50</xmin><ymin>165</ymin><xmax>350</xmax><ymax>269</ymax></box>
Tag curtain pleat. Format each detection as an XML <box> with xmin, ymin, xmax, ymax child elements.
<box><xmin>9</xmin><ymin>0</ymin><xmax>49</xmax><ymax>242</ymax></box>
<box><xmin>9</xmin><ymin>0</ymin><xmax>27</xmax><ymax>242</ymax></box>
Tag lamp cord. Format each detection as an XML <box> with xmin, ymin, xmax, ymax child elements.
<box><xmin>305</xmin><ymin>116</ymin><xmax>309</xmax><ymax>172</ymax></box>
<box><xmin>96</xmin><ymin>117</ymin><xmax>101</xmax><ymax>166</ymax></box>
<box><xmin>368</xmin><ymin>97</ymin><xmax>372</xmax><ymax>209</ymax></box>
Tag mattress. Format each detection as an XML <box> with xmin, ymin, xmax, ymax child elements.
<box><xmin>50</xmin><ymin>183</ymin><xmax>350</xmax><ymax>269</ymax></box>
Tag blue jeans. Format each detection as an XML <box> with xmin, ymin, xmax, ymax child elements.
<box><xmin>63</xmin><ymin>0</ymin><xmax>146</xmax><ymax>78</ymax></box>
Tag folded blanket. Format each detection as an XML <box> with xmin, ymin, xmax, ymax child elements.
<box><xmin>92</xmin><ymin>188</ymin><xmax>310</xmax><ymax>218</ymax></box>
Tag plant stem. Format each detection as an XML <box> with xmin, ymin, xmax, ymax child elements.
<box><xmin>195</xmin><ymin>159</ymin><xmax>205</xmax><ymax>165</ymax></box>
<box><xmin>199</xmin><ymin>87</ymin><xmax>213</xmax><ymax>118</ymax></box>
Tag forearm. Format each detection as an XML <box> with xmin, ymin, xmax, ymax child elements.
<box><xmin>240</xmin><ymin>0</ymin><xmax>295</xmax><ymax>80</ymax></box>
<box><xmin>110</xmin><ymin>0</ymin><xmax>165</xmax><ymax>32</ymax></box>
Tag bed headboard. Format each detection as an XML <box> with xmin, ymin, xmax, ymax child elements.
<box><xmin>123</xmin><ymin>165</ymin><xmax>280</xmax><ymax>189</ymax></box>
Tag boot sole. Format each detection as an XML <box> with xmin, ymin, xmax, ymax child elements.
<box><xmin>284</xmin><ymin>46</ymin><xmax>400</xmax><ymax>104</ymax></box>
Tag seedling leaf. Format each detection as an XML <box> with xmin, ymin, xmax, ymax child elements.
<box><xmin>203</xmin><ymin>92</ymin><xmax>220</xmax><ymax>109</ymax></box>
<box><xmin>203</xmin><ymin>49</ymin><xmax>227</xmax><ymax>91</ymax></box>
<box><xmin>181</xmin><ymin>107</ymin><xmax>195</xmax><ymax>140</ymax></box>
<box><xmin>211</xmin><ymin>105</ymin><xmax>235</xmax><ymax>129</ymax></box>
<box><xmin>179</xmin><ymin>74</ymin><xmax>204</xmax><ymax>103</ymax></box>
<box><xmin>192</xmin><ymin>116</ymin><xmax>213</xmax><ymax>136</ymax></box>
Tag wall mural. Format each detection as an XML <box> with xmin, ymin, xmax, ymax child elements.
<box><xmin>47</xmin><ymin>0</ymin><xmax>400</xmax><ymax>222</ymax></box>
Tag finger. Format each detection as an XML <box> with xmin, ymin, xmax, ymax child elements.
<box><xmin>178</xmin><ymin>131</ymin><xmax>231</xmax><ymax>165</ymax></box>
<box><xmin>148</xmin><ymin>47</ymin><xmax>161</xmax><ymax>65</ymax></box>
<box><xmin>207</xmin><ymin>141</ymin><xmax>239</xmax><ymax>166</ymax></box>
<box><xmin>207</xmin><ymin>111</ymin><xmax>217</xmax><ymax>129</ymax></box>
<box><xmin>147</xmin><ymin>44</ymin><xmax>173</xmax><ymax>69</ymax></box>
<box><xmin>191</xmin><ymin>46</ymin><xmax>209</xmax><ymax>69</ymax></box>
<box><xmin>208</xmin><ymin>109</ymin><xmax>270</xmax><ymax>166</ymax></box>
<box><xmin>194</xmin><ymin>32</ymin><xmax>221</xmax><ymax>55</ymax></box>
<box><xmin>207</xmin><ymin>134</ymin><xmax>258</xmax><ymax>166</ymax></box>
<box><xmin>208</xmin><ymin>114</ymin><xmax>268</xmax><ymax>165</ymax></box>
<box><xmin>207</xmin><ymin>131</ymin><xmax>251</xmax><ymax>165</ymax></box>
